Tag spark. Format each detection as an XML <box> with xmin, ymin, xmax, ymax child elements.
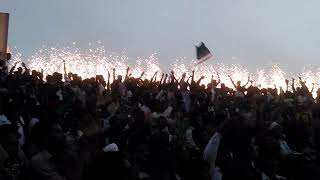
<box><xmin>7</xmin><ymin>45</ymin><xmax>320</xmax><ymax>98</ymax></box>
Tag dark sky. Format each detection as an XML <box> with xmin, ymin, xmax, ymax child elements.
<box><xmin>2</xmin><ymin>0</ymin><xmax>320</xmax><ymax>72</ymax></box>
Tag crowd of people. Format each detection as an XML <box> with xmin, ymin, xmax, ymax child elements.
<box><xmin>0</xmin><ymin>61</ymin><xmax>320</xmax><ymax>180</ymax></box>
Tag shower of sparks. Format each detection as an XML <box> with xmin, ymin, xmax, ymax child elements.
<box><xmin>7</xmin><ymin>45</ymin><xmax>320</xmax><ymax>97</ymax></box>
<box><xmin>256</xmin><ymin>70</ymin><xmax>268</xmax><ymax>88</ymax></box>
<box><xmin>270</xmin><ymin>65</ymin><xmax>286</xmax><ymax>90</ymax></box>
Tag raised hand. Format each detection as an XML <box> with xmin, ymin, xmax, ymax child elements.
<box><xmin>140</xmin><ymin>71</ymin><xmax>145</xmax><ymax>78</ymax></box>
<box><xmin>182</xmin><ymin>72</ymin><xmax>186</xmax><ymax>79</ymax></box>
<box><xmin>126</xmin><ymin>67</ymin><xmax>130</xmax><ymax>76</ymax></box>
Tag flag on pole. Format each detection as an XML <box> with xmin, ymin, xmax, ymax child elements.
<box><xmin>0</xmin><ymin>12</ymin><xmax>9</xmax><ymax>60</ymax></box>
<box><xmin>196</xmin><ymin>42</ymin><xmax>212</xmax><ymax>65</ymax></box>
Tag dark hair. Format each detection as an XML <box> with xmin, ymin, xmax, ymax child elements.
<box><xmin>132</xmin><ymin>109</ymin><xmax>144</xmax><ymax>126</ymax></box>
<box><xmin>31</xmin><ymin>120</ymin><xmax>58</xmax><ymax>148</ymax></box>
<box><xmin>0</xmin><ymin>124</ymin><xmax>19</xmax><ymax>145</ymax></box>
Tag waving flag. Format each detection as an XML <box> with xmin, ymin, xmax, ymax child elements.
<box><xmin>196</xmin><ymin>42</ymin><xmax>212</xmax><ymax>65</ymax></box>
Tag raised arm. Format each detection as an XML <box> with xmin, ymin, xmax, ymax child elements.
<box><xmin>250</xmin><ymin>80</ymin><xmax>254</xmax><ymax>86</ymax></box>
<box><xmin>139</xmin><ymin>71</ymin><xmax>145</xmax><ymax>80</ymax></box>
<box><xmin>285</xmin><ymin>79</ymin><xmax>289</xmax><ymax>92</ymax></box>
<box><xmin>243</xmin><ymin>76</ymin><xmax>250</xmax><ymax>87</ymax></box>
<box><xmin>124</xmin><ymin>67</ymin><xmax>130</xmax><ymax>81</ymax></box>
<box><xmin>112</xmin><ymin>68</ymin><xmax>116</xmax><ymax>81</ymax></box>
<box><xmin>257</xmin><ymin>84</ymin><xmax>261</xmax><ymax>88</ymax></box>
<box><xmin>196</xmin><ymin>76</ymin><xmax>205</xmax><ymax>85</ymax></box>
<box><xmin>63</xmin><ymin>60</ymin><xmax>69</xmax><ymax>81</ymax></box>
<box><xmin>151</xmin><ymin>71</ymin><xmax>158</xmax><ymax>82</ymax></box>
<box><xmin>180</xmin><ymin>72</ymin><xmax>186</xmax><ymax>84</ymax></box>
<box><xmin>21</xmin><ymin>62</ymin><xmax>26</xmax><ymax>70</ymax></box>
<box><xmin>163</xmin><ymin>74</ymin><xmax>168</xmax><ymax>84</ymax></box>
<box><xmin>107</xmin><ymin>71</ymin><xmax>111</xmax><ymax>90</ymax></box>
<box><xmin>9</xmin><ymin>61</ymin><xmax>19</xmax><ymax>74</ymax></box>
<box><xmin>126</xmin><ymin>67</ymin><xmax>129</xmax><ymax>77</ymax></box>
<box><xmin>170</xmin><ymin>70</ymin><xmax>178</xmax><ymax>84</ymax></box>
<box><xmin>21</xmin><ymin>62</ymin><xmax>29</xmax><ymax>71</ymax></box>
<box><xmin>280</xmin><ymin>86</ymin><xmax>285</xmax><ymax>96</ymax></box>
<box><xmin>63</xmin><ymin>60</ymin><xmax>67</xmax><ymax>75</ymax></box>
<box><xmin>210</xmin><ymin>75</ymin><xmax>214</xmax><ymax>87</ymax></box>
<box><xmin>299</xmin><ymin>77</ymin><xmax>308</xmax><ymax>90</ymax></box>
<box><xmin>39</xmin><ymin>68</ymin><xmax>44</xmax><ymax>81</ymax></box>
<box><xmin>186</xmin><ymin>76</ymin><xmax>192</xmax><ymax>86</ymax></box>
<box><xmin>311</xmin><ymin>83</ymin><xmax>315</xmax><ymax>93</ymax></box>
<box><xmin>228</xmin><ymin>75</ymin><xmax>237</xmax><ymax>89</ymax></box>
<box><xmin>217</xmin><ymin>73</ymin><xmax>221</xmax><ymax>85</ymax></box>
<box><xmin>159</xmin><ymin>73</ymin><xmax>164</xmax><ymax>85</ymax></box>
<box><xmin>191</xmin><ymin>70</ymin><xmax>195</xmax><ymax>83</ymax></box>
<box><xmin>298</xmin><ymin>76</ymin><xmax>304</xmax><ymax>85</ymax></box>
<box><xmin>292</xmin><ymin>78</ymin><xmax>296</xmax><ymax>92</ymax></box>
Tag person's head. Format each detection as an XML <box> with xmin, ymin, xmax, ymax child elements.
<box><xmin>212</xmin><ymin>80</ymin><xmax>218</xmax><ymax>86</ymax></box>
<box><xmin>117</xmin><ymin>75</ymin><xmax>122</xmax><ymax>81</ymax></box>
<box><xmin>108</xmin><ymin>115</ymin><xmax>121</xmax><ymax>130</ymax></box>
<box><xmin>0</xmin><ymin>60</ymin><xmax>5</xmax><ymax>68</ymax></box>
<box><xmin>17</xmin><ymin>67</ymin><xmax>23</xmax><ymax>74</ymax></box>
<box><xmin>34</xmin><ymin>121</ymin><xmax>66</xmax><ymax>153</ymax></box>
<box><xmin>6</xmin><ymin>109</ymin><xmax>20</xmax><ymax>126</ymax></box>
<box><xmin>53</xmin><ymin>72</ymin><xmax>63</xmax><ymax>83</ymax></box>
<box><xmin>46</xmin><ymin>75</ymin><xmax>53</xmax><ymax>84</ymax></box>
<box><xmin>296</xmin><ymin>87</ymin><xmax>301</xmax><ymax>93</ymax></box>
<box><xmin>156</xmin><ymin>116</ymin><xmax>168</xmax><ymax>130</ymax></box>
<box><xmin>24</xmin><ymin>68</ymin><xmax>30</xmax><ymax>75</ymax></box>
<box><xmin>31</xmin><ymin>70</ymin><xmax>38</xmax><ymax>77</ymax></box>
<box><xmin>312</xmin><ymin>104</ymin><xmax>320</xmax><ymax>121</ymax></box>
<box><xmin>68</xmin><ymin>72</ymin><xmax>72</xmax><ymax>79</ymax></box>
<box><xmin>200</xmin><ymin>84</ymin><xmax>206</xmax><ymax>91</ymax></box>
<box><xmin>221</xmin><ymin>83</ymin><xmax>226</xmax><ymax>89</ymax></box>
<box><xmin>0</xmin><ymin>124</ymin><xmax>20</xmax><ymax>159</ymax></box>
<box><xmin>236</xmin><ymin>81</ymin><xmax>241</xmax><ymax>87</ymax></box>
<box><xmin>268</xmin><ymin>122</ymin><xmax>283</xmax><ymax>140</ymax></box>
<box><xmin>132</xmin><ymin>109</ymin><xmax>145</xmax><ymax>126</ymax></box>
<box><xmin>317</xmin><ymin>88</ymin><xmax>320</xmax><ymax>96</ymax></box>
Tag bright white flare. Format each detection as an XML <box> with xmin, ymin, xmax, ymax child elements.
<box><xmin>8</xmin><ymin>45</ymin><xmax>320</xmax><ymax>97</ymax></box>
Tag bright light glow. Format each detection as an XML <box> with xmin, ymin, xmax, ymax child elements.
<box><xmin>8</xmin><ymin>45</ymin><xmax>320</xmax><ymax>98</ymax></box>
